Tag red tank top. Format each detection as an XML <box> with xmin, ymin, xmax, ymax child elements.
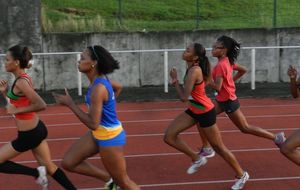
<box><xmin>188</xmin><ymin>81</ymin><xmax>214</xmax><ymax>114</ymax></box>
<box><xmin>6</xmin><ymin>74</ymin><xmax>36</xmax><ymax>120</ymax></box>
<box><xmin>184</xmin><ymin>67</ymin><xmax>214</xmax><ymax>114</ymax></box>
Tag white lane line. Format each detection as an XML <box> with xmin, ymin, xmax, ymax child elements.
<box><xmin>0</xmin><ymin>127</ymin><xmax>298</xmax><ymax>144</ymax></box>
<box><xmin>1</xmin><ymin>113</ymin><xmax>300</xmax><ymax>130</ymax></box>
<box><xmin>15</xmin><ymin>147</ymin><xmax>280</xmax><ymax>164</ymax></box>
<box><xmin>78</xmin><ymin>176</ymin><xmax>300</xmax><ymax>189</ymax></box>
<box><xmin>0</xmin><ymin>103</ymin><xmax>299</xmax><ymax>118</ymax></box>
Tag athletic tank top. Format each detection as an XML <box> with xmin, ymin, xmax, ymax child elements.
<box><xmin>6</xmin><ymin>73</ymin><xmax>36</xmax><ymax>120</ymax></box>
<box><xmin>184</xmin><ymin>67</ymin><xmax>215</xmax><ymax>114</ymax></box>
<box><xmin>85</xmin><ymin>77</ymin><xmax>123</xmax><ymax>140</ymax></box>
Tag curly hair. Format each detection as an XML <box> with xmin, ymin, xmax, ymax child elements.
<box><xmin>87</xmin><ymin>45</ymin><xmax>119</xmax><ymax>74</ymax></box>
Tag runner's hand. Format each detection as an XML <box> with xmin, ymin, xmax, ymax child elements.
<box><xmin>170</xmin><ymin>67</ymin><xmax>178</xmax><ymax>79</ymax></box>
<box><xmin>170</xmin><ymin>67</ymin><xmax>178</xmax><ymax>85</ymax></box>
<box><xmin>288</xmin><ymin>65</ymin><xmax>297</xmax><ymax>79</ymax></box>
<box><xmin>6</xmin><ymin>104</ymin><xmax>17</xmax><ymax>115</ymax></box>
<box><xmin>53</xmin><ymin>88</ymin><xmax>74</xmax><ymax>106</ymax></box>
<box><xmin>0</xmin><ymin>80</ymin><xmax>8</xmax><ymax>93</ymax></box>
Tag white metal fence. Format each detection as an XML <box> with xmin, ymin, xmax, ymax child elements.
<box><xmin>1</xmin><ymin>45</ymin><xmax>300</xmax><ymax>96</ymax></box>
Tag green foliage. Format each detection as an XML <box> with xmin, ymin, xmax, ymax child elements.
<box><xmin>41</xmin><ymin>0</ymin><xmax>300</xmax><ymax>32</ymax></box>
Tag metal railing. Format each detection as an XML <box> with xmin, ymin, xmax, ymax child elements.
<box><xmin>1</xmin><ymin>45</ymin><xmax>300</xmax><ymax>96</ymax></box>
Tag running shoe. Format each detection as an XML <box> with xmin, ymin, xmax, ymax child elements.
<box><xmin>231</xmin><ymin>171</ymin><xmax>249</xmax><ymax>190</ymax></box>
<box><xmin>36</xmin><ymin>166</ymin><xmax>48</xmax><ymax>190</ymax></box>
<box><xmin>274</xmin><ymin>132</ymin><xmax>286</xmax><ymax>146</ymax></box>
<box><xmin>186</xmin><ymin>156</ymin><xmax>207</xmax><ymax>174</ymax></box>
<box><xmin>199</xmin><ymin>147</ymin><xmax>215</xmax><ymax>158</ymax></box>
<box><xmin>104</xmin><ymin>178</ymin><xmax>118</xmax><ymax>190</ymax></box>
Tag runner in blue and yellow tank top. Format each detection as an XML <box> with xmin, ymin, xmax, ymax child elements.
<box><xmin>53</xmin><ymin>45</ymin><xmax>140</xmax><ymax>190</ymax></box>
<box><xmin>85</xmin><ymin>77</ymin><xmax>125</xmax><ymax>146</ymax></box>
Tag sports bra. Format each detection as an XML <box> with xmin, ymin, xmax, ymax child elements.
<box><xmin>6</xmin><ymin>73</ymin><xmax>36</xmax><ymax>120</ymax></box>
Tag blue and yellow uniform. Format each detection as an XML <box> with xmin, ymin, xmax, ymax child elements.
<box><xmin>85</xmin><ymin>77</ymin><xmax>126</xmax><ymax>147</ymax></box>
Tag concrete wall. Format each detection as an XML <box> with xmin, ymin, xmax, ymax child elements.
<box><xmin>36</xmin><ymin>28</ymin><xmax>300</xmax><ymax>90</ymax></box>
<box><xmin>0</xmin><ymin>1</ymin><xmax>299</xmax><ymax>90</ymax></box>
<box><xmin>0</xmin><ymin>0</ymin><xmax>42</xmax><ymax>84</ymax></box>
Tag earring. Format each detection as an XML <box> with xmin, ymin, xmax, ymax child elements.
<box><xmin>92</xmin><ymin>65</ymin><xmax>95</xmax><ymax>68</ymax></box>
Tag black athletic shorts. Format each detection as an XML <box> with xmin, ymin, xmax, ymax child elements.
<box><xmin>11</xmin><ymin>120</ymin><xmax>48</xmax><ymax>152</ymax></box>
<box><xmin>216</xmin><ymin>99</ymin><xmax>240</xmax><ymax>114</ymax></box>
<box><xmin>185</xmin><ymin>108</ymin><xmax>216</xmax><ymax>128</ymax></box>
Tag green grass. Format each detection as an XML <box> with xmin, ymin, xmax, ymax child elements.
<box><xmin>41</xmin><ymin>0</ymin><xmax>300</xmax><ymax>32</ymax></box>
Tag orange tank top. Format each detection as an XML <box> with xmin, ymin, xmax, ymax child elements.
<box><xmin>183</xmin><ymin>67</ymin><xmax>214</xmax><ymax>114</ymax></box>
<box><xmin>188</xmin><ymin>81</ymin><xmax>215</xmax><ymax>114</ymax></box>
<box><xmin>6</xmin><ymin>74</ymin><xmax>36</xmax><ymax>120</ymax></box>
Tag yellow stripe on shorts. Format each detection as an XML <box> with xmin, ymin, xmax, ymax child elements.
<box><xmin>92</xmin><ymin>125</ymin><xmax>123</xmax><ymax>140</ymax></box>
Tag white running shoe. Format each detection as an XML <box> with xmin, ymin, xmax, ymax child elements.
<box><xmin>231</xmin><ymin>171</ymin><xmax>249</xmax><ymax>190</ymax></box>
<box><xmin>186</xmin><ymin>156</ymin><xmax>207</xmax><ymax>174</ymax></box>
<box><xmin>104</xmin><ymin>178</ymin><xmax>118</xmax><ymax>190</ymax></box>
<box><xmin>36</xmin><ymin>166</ymin><xmax>48</xmax><ymax>190</ymax></box>
<box><xmin>274</xmin><ymin>132</ymin><xmax>286</xmax><ymax>146</ymax></box>
<box><xmin>199</xmin><ymin>147</ymin><xmax>215</xmax><ymax>158</ymax></box>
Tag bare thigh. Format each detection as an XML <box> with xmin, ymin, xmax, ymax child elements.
<box><xmin>0</xmin><ymin>143</ymin><xmax>20</xmax><ymax>163</ymax></box>
<box><xmin>227</xmin><ymin>108</ymin><xmax>249</xmax><ymax>129</ymax></box>
<box><xmin>100</xmin><ymin>146</ymin><xmax>127</xmax><ymax>181</ymax></box>
<box><xmin>212</xmin><ymin>100</ymin><xmax>224</xmax><ymax>114</ymax></box>
<box><xmin>63</xmin><ymin>132</ymin><xmax>98</xmax><ymax>166</ymax></box>
<box><xmin>165</xmin><ymin>112</ymin><xmax>196</xmax><ymax>138</ymax></box>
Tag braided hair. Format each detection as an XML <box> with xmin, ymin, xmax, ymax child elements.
<box><xmin>217</xmin><ymin>35</ymin><xmax>240</xmax><ymax>65</ymax></box>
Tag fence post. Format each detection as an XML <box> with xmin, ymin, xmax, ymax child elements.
<box><xmin>164</xmin><ymin>51</ymin><xmax>169</xmax><ymax>93</ymax></box>
<box><xmin>117</xmin><ymin>0</ymin><xmax>123</xmax><ymax>27</ymax></box>
<box><xmin>77</xmin><ymin>54</ymin><xmax>82</xmax><ymax>96</ymax></box>
<box><xmin>251</xmin><ymin>49</ymin><xmax>256</xmax><ymax>90</ymax></box>
<box><xmin>273</xmin><ymin>0</ymin><xmax>277</xmax><ymax>28</ymax></box>
<box><xmin>196</xmin><ymin>0</ymin><xmax>200</xmax><ymax>29</ymax></box>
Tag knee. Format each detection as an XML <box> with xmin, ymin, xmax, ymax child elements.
<box><xmin>42</xmin><ymin>161</ymin><xmax>57</xmax><ymax>174</ymax></box>
<box><xmin>163</xmin><ymin>133</ymin><xmax>170</xmax><ymax>144</ymax></box>
<box><xmin>239</xmin><ymin>125</ymin><xmax>251</xmax><ymax>134</ymax></box>
<box><xmin>61</xmin><ymin>158</ymin><xmax>74</xmax><ymax>172</ymax></box>
<box><xmin>280</xmin><ymin>143</ymin><xmax>292</xmax><ymax>155</ymax></box>
<box><xmin>210</xmin><ymin>144</ymin><xmax>222</xmax><ymax>154</ymax></box>
<box><xmin>163</xmin><ymin>131</ymin><xmax>176</xmax><ymax>145</ymax></box>
<box><xmin>210</xmin><ymin>143</ymin><xmax>229</xmax><ymax>156</ymax></box>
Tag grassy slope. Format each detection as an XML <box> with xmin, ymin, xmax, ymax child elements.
<box><xmin>41</xmin><ymin>0</ymin><xmax>300</xmax><ymax>32</ymax></box>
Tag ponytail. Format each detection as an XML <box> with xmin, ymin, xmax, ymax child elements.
<box><xmin>194</xmin><ymin>43</ymin><xmax>211</xmax><ymax>81</ymax></box>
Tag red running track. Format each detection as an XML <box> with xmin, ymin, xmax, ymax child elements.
<box><xmin>0</xmin><ymin>98</ymin><xmax>299</xmax><ymax>190</ymax></box>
